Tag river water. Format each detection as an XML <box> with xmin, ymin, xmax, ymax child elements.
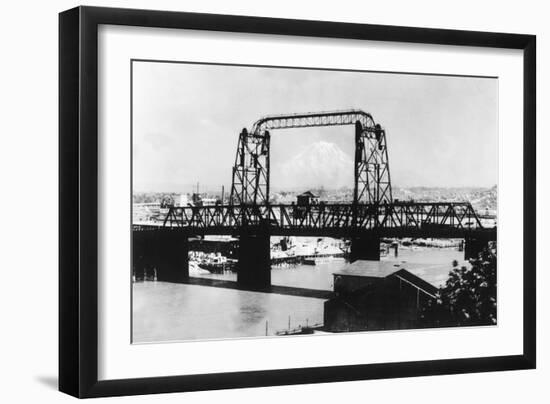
<box><xmin>132</xmin><ymin>247</ymin><xmax>469</xmax><ymax>343</ymax></box>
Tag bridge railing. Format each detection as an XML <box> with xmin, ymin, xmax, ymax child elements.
<box><xmin>158</xmin><ymin>202</ymin><xmax>484</xmax><ymax>232</ymax></box>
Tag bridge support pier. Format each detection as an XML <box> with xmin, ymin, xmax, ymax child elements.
<box><xmin>464</xmin><ymin>235</ymin><xmax>489</xmax><ymax>260</ymax></box>
<box><xmin>238</xmin><ymin>228</ymin><xmax>271</xmax><ymax>289</ymax></box>
<box><xmin>350</xmin><ymin>232</ymin><xmax>381</xmax><ymax>261</ymax></box>
<box><xmin>133</xmin><ymin>231</ymin><xmax>189</xmax><ymax>283</ymax></box>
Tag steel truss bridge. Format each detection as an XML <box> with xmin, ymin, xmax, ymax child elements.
<box><xmin>134</xmin><ymin>109</ymin><xmax>494</xmax><ymax>240</ymax></box>
<box><xmin>133</xmin><ymin>201</ymin><xmax>494</xmax><ymax>239</ymax></box>
<box><xmin>133</xmin><ymin>109</ymin><xmax>495</xmax><ymax>287</ymax></box>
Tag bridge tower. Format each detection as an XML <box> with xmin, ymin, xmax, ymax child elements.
<box><xmin>350</xmin><ymin>120</ymin><xmax>392</xmax><ymax>261</ymax></box>
<box><xmin>230</xmin><ymin>128</ymin><xmax>270</xmax><ymax>205</ymax></box>
<box><xmin>354</xmin><ymin>121</ymin><xmax>392</xmax><ymax>205</ymax></box>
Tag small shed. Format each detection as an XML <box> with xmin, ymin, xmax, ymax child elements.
<box><xmin>296</xmin><ymin>191</ymin><xmax>319</xmax><ymax>206</ymax></box>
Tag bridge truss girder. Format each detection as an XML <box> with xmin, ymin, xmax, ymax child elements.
<box><xmin>153</xmin><ymin>201</ymin><xmax>487</xmax><ymax>238</ymax></box>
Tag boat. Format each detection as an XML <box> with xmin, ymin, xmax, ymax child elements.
<box><xmin>198</xmin><ymin>255</ymin><xmax>235</xmax><ymax>273</ymax></box>
<box><xmin>189</xmin><ymin>261</ymin><xmax>210</xmax><ymax>275</ymax></box>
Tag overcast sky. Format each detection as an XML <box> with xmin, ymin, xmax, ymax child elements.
<box><xmin>132</xmin><ymin>61</ymin><xmax>497</xmax><ymax>193</ymax></box>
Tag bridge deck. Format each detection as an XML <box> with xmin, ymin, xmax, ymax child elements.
<box><xmin>133</xmin><ymin>202</ymin><xmax>496</xmax><ymax>240</ymax></box>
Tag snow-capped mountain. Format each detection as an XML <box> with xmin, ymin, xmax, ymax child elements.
<box><xmin>272</xmin><ymin>141</ymin><xmax>353</xmax><ymax>190</ymax></box>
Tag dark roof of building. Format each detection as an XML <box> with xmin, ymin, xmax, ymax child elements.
<box><xmin>334</xmin><ymin>260</ymin><xmax>439</xmax><ymax>298</ymax></box>
<box><xmin>335</xmin><ymin>260</ymin><xmax>402</xmax><ymax>278</ymax></box>
<box><xmin>390</xmin><ymin>269</ymin><xmax>439</xmax><ymax>297</ymax></box>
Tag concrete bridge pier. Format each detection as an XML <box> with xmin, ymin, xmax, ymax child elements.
<box><xmin>133</xmin><ymin>231</ymin><xmax>189</xmax><ymax>283</ymax></box>
<box><xmin>237</xmin><ymin>227</ymin><xmax>271</xmax><ymax>289</ymax></box>
<box><xmin>350</xmin><ymin>231</ymin><xmax>381</xmax><ymax>261</ymax></box>
<box><xmin>133</xmin><ymin>231</ymin><xmax>153</xmax><ymax>281</ymax></box>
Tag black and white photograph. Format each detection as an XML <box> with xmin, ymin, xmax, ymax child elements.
<box><xmin>131</xmin><ymin>61</ymin><xmax>498</xmax><ymax>343</ymax></box>
<box><xmin>0</xmin><ymin>0</ymin><xmax>544</xmax><ymax>401</ymax></box>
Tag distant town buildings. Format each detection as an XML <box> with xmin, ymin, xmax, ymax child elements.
<box><xmin>133</xmin><ymin>202</ymin><xmax>161</xmax><ymax>223</ymax></box>
<box><xmin>178</xmin><ymin>194</ymin><xmax>190</xmax><ymax>207</ymax></box>
<box><xmin>132</xmin><ymin>185</ymin><xmax>497</xmax><ymax>225</ymax></box>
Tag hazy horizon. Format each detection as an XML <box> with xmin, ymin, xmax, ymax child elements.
<box><xmin>133</xmin><ymin>183</ymin><xmax>498</xmax><ymax>196</ymax></box>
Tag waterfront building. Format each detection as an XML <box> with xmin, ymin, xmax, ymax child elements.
<box><xmin>324</xmin><ymin>261</ymin><xmax>438</xmax><ymax>332</ymax></box>
<box><xmin>191</xmin><ymin>193</ymin><xmax>217</xmax><ymax>206</ymax></box>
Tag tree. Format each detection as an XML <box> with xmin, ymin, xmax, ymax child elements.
<box><xmin>421</xmin><ymin>244</ymin><xmax>497</xmax><ymax>327</ymax></box>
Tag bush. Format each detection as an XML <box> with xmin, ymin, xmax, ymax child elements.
<box><xmin>421</xmin><ymin>244</ymin><xmax>496</xmax><ymax>327</ymax></box>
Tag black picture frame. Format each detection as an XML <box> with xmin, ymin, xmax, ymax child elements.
<box><xmin>59</xmin><ymin>6</ymin><xmax>536</xmax><ymax>398</ymax></box>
